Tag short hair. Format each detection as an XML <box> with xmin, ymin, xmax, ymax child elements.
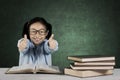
<box><xmin>22</xmin><ymin>17</ymin><xmax>52</xmax><ymax>40</ymax></box>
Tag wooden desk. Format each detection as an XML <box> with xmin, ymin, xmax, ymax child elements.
<box><xmin>0</xmin><ymin>68</ymin><xmax>120</xmax><ymax>80</ymax></box>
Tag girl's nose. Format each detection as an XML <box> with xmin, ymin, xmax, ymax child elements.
<box><xmin>35</xmin><ymin>32</ymin><xmax>40</xmax><ymax>37</ymax></box>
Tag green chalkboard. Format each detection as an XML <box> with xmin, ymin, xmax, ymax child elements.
<box><xmin>0</xmin><ymin>0</ymin><xmax>120</xmax><ymax>69</ymax></box>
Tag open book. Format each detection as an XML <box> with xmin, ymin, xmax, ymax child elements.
<box><xmin>6</xmin><ymin>64</ymin><xmax>61</xmax><ymax>74</ymax></box>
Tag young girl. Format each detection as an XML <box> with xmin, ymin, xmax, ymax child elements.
<box><xmin>17</xmin><ymin>17</ymin><xmax>58</xmax><ymax>66</ymax></box>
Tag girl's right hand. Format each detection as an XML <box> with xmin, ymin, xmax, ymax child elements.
<box><xmin>18</xmin><ymin>34</ymin><xmax>28</xmax><ymax>52</ymax></box>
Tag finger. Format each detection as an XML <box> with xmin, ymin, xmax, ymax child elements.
<box><xmin>20</xmin><ymin>34</ymin><xmax>27</xmax><ymax>44</ymax></box>
<box><xmin>24</xmin><ymin>34</ymin><xmax>27</xmax><ymax>40</ymax></box>
<box><xmin>49</xmin><ymin>34</ymin><xmax>54</xmax><ymax>40</ymax></box>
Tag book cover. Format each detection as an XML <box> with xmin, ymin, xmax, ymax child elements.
<box><xmin>64</xmin><ymin>68</ymin><xmax>113</xmax><ymax>78</ymax></box>
<box><xmin>70</xmin><ymin>64</ymin><xmax>114</xmax><ymax>70</ymax></box>
<box><xmin>74</xmin><ymin>60</ymin><xmax>115</xmax><ymax>66</ymax></box>
<box><xmin>68</xmin><ymin>55</ymin><xmax>115</xmax><ymax>62</ymax></box>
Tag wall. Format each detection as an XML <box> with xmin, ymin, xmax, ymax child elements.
<box><xmin>0</xmin><ymin>0</ymin><xmax>120</xmax><ymax>69</ymax></box>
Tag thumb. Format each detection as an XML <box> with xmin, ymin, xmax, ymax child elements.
<box><xmin>24</xmin><ymin>34</ymin><xmax>27</xmax><ymax>40</ymax></box>
<box><xmin>49</xmin><ymin>34</ymin><xmax>54</xmax><ymax>40</ymax></box>
<box><xmin>23</xmin><ymin>34</ymin><xmax>27</xmax><ymax>42</ymax></box>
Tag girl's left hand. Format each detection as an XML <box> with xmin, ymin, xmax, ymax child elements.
<box><xmin>48</xmin><ymin>34</ymin><xmax>57</xmax><ymax>49</ymax></box>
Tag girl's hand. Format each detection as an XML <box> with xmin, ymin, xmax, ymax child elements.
<box><xmin>18</xmin><ymin>34</ymin><xmax>27</xmax><ymax>51</ymax></box>
<box><xmin>48</xmin><ymin>34</ymin><xmax>57</xmax><ymax>49</ymax></box>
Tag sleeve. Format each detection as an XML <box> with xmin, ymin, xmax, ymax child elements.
<box><xmin>17</xmin><ymin>38</ymin><xmax>29</xmax><ymax>54</ymax></box>
<box><xmin>44</xmin><ymin>40</ymin><xmax>58</xmax><ymax>54</ymax></box>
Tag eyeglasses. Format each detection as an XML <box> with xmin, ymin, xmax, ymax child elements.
<box><xmin>30</xmin><ymin>29</ymin><xmax>47</xmax><ymax>35</ymax></box>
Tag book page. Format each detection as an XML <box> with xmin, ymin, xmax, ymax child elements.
<box><xmin>35</xmin><ymin>64</ymin><xmax>60</xmax><ymax>73</ymax></box>
<box><xmin>6</xmin><ymin>64</ymin><xmax>35</xmax><ymax>74</ymax></box>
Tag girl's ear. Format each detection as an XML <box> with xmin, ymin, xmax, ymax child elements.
<box><xmin>45</xmin><ymin>30</ymin><xmax>49</xmax><ymax>38</ymax></box>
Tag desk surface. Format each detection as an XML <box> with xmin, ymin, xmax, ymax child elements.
<box><xmin>0</xmin><ymin>68</ymin><xmax>120</xmax><ymax>80</ymax></box>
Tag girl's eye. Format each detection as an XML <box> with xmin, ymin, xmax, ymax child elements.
<box><xmin>30</xmin><ymin>31</ymin><xmax>36</xmax><ymax>35</ymax></box>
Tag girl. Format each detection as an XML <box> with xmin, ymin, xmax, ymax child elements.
<box><xmin>17</xmin><ymin>17</ymin><xmax>58</xmax><ymax>66</ymax></box>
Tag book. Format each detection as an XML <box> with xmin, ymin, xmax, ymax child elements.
<box><xmin>64</xmin><ymin>68</ymin><xmax>113</xmax><ymax>78</ymax></box>
<box><xmin>70</xmin><ymin>64</ymin><xmax>114</xmax><ymax>70</ymax></box>
<box><xmin>68</xmin><ymin>55</ymin><xmax>115</xmax><ymax>62</ymax></box>
<box><xmin>6</xmin><ymin>64</ymin><xmax>61</xmax><ymax>74</ymax></box>
<box><xmin>74</xmin><ymin>61</ymin><xmax>115</xmax><ymax>66</ymax></box>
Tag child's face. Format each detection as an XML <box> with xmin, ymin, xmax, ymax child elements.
<box><xmin>29</xmin><ymin>22</ymin><xmax>48</xmax><ymax>45</ymax></box>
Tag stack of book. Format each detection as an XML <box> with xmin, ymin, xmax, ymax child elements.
<box><xmin>64</xmin><ymin>55</ymin><xmax>115</xmax><ymax>78</ymax></box>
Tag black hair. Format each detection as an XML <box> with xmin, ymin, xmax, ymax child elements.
<box><xmin>22</xmin><ymin>17</ymin><xmax>52</xmax><ymax>40</ymax></box>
